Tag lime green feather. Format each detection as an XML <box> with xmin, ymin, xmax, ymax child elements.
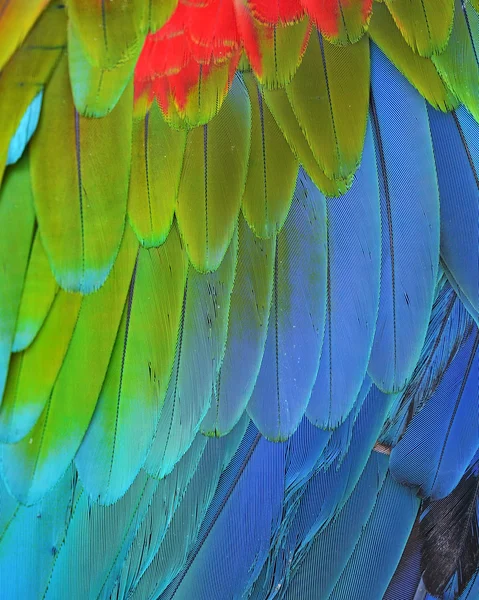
<box><xmin>1</xmin><ymin>226</ymin><xmax>138</xmax><ymax>505</ymax></box>
<box><xmin>65</xmin><ymin>0</ymin><xmax>147</xmax><ymax>70</ymax></box>
<box><xmin>0</xmin><ymin>290</ymin><xmax>82</xmax><ymax>444</ymax></box>
<box><xmin>242</xmin><ymin>73</ymin><xmax>298</xmax><ymax>239</ymax></box>
<box><xmin>0</xmin><ymin>0</ymin><xmax>49</xmax><ymax>73</ymax></box>
<box><xmin>176</xmin><ymin>76</ymin><xmax>251</xmax><ymax>272</ymax></box>
<box><xmin>128</xmin><ymin>102</ymin><xmax>186</xmax><ymax>247</ymax></box>
<box><xmin>30</xmin><ymin>55</ymin><xmax>132</xmax><ymax>293</ymax></box>
<box><xmin>147</xmin><ymin>0</ymin><xmax>178</xmax><ymax>32</ymax></box>
<box><xmin>0</xmin><ymin>155</ymin><xmax>35</xmax><ymax>405</ymax></box>
<box><xmin>144</xmin><ymin>228</ymin><xmax>238</xmax><ymax>478</ymax></box>
<box><xmin>254</xmin><ymin>19</ymin><xmax>310</xmax><ymax>89</ymax></box>
<box><xmin>326</xmin><ymin>0</ymin><xmax>372</xmax><ymax>45</ymax></box>
<box><xmin>12</xmin><ymin>232</ymin><xmax>59</xmax><ymax>353</ymax></box>
<box><xmin>368</xmin><ymin>4</ymin><xmax>459</xmax><ymax>111</ymax></box>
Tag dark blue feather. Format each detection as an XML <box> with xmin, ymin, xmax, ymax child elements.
<box><xmin>328</xmin><ymin>470</ymin><xmax>420</xmax><ymax>600</ymax></box>
<box><xmin>390</xmin><ymin>326</ymin><xmax>479</xmax><ymax>500</ymax></box>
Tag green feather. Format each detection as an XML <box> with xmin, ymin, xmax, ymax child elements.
<box><xmin>285</xmin><ymin>31</ymin><xmax>369</xmax><ymax>180</ymax></box>
<box><xmin>0</xmin><ymin>0</ymin><xmax>49</xmax><ymax>72</ymax></box>
<box><xmin>368</xmin><ymin>3</ymin><xmax>459</xmax><ymax>111</ymax></box>
<box><xmin>254</xmin><ymin>19</ymin><xmax>310</xmax><ymax>89</ymax></box>
<box><xmin>147</xmin><ymin>0</ymin><xmax>178</xmax><ymax>32</ymax></box>
<box><xmin>0</xmin><ymin>290</ymin><xmax>81</xmax><ymax>444</ymax></box>
<box><xmin>242</xmin><ymin>73</ymin><xmax>298</xmax><ymax>239</ymax></box>
<box><xmin>432</xmin><ymin>0</ymin><xmax>479</xmax><ymax>121</ymax></box>
<box><xmin>176</xmin><ymin>76</ymin><xmax>251</xmax><ymax>272</ymax></box>
<box><xmin>29</xmin><ymin>55</ymin><xmax>132</xmax><ymax>293</ymax></box>
<box><xmin>144</xmin><ymin>228</ymin><xmax>237</xmax><ymax>478</ymax></box>
<box><xmin>262</xmin><ymin>86</ymin><xmax>351</xmax><ymax>197</ymax></box>
<box><xmin>331</xmin><ymin>0</ymin><xmax>372</xmax><ymax>44</ymax></box>
<box><xmin>385</xmin><ymin>0</ymin><xmax>454</xmax><ymax>56</ymax></box>
<box><xmin>12</xmin><ymin>232</ymin><xmax>59</xmax><ymax>353</ymax></box>
<box><xmin>0</xmin><ymin>1</ymin><xmax>66</xmax><ymax>182</ymax></box>
<box><xmin>128</xmin><ymin>102</ymin><xmax>186</xmax><ymax>248</ymax></box>
<box><xmin>1</xmin><ymin>226</ymin><xmax>138</xmax><ymax>505</ymax></box>
<box><xmin>0</xmin><ymin>155</ymin><xmax>35</xmax><ymax>404</ymax></box>
<box><xmin>67</xmin><ymin>22</ymin><xmax>137</xmax><ymax>118</ymax></box>
<box><xmin>75</xmin><ymin>224</ymin><xmax>188</xmax><ymax>504</ymax></box>
<box><xmin>65</xmin><ymin>0</ymin><xmax>147</xmax><ymax>70</ymax></box>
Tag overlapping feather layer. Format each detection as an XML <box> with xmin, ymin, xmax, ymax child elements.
<box><xmin>0</xmin><ymin>1</ymin><xmax>479</xmax><ymax>598</ymax></box>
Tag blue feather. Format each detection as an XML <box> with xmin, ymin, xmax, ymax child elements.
<box><xmin>109</xmin><ymin>417</ymin><xmax>249</xmax><ymax>599</ymax></box>
<box><xmin>256</xmin><ymin>384</ymin><xmax>397</xmax><ymax>596</ymax></box>
<box><xmin>328</xmin><ymin>471</ymin><xmax>420</xmax><ymax>600</ymax></box>
<box><xmin>282</xmin><ymin>452</ymin><xmax>389</xmax><ymax>600</ymax></box>
<box><xmin>383</xmin><ymin>521</ymin><xmax>422</xmax><ymax>600</ymax></box>
<box><xmin>390</xmin><ymin>326</ymin><xmax>479</xmax><ymax>499</ymax></box>
<box><xmin>428</xmin><ymin>105</ymin><xmax>479</xmax><ymax>320</ymax></box>
<box><xmin>367</xmin><ymin>45</ymin><xmax>440</xmax><ymax>393</ymax></box>
<box><xmin>160</xmin><ymin>424</ymin><xmax>286</xmax><ymax>600</ymax></box>
<box><xmin>6</xmin><ymin>92</ymin><xmax>43</xmax><ymax>166</ymax></box>
<box><xmin>379</xmin><ymin>280</ymin><xmax>474</xmax><ymax>449</ymax></box>
<box><xmin>247</xmin><ymin>169</ymin><xmax>327</xmax><ymax>440</ymax></box>
<box><xmin>201</xmin><ymin>216</ymin><xmax>275</xmax><ymax>436</ymax></box>
<box><xmin>306</xmin><ymin>122</ymin><xmax>381</xmax><ymax>428</ymax></box>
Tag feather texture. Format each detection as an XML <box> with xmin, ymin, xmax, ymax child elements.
<box><xmin>247</xmin><ymin>170</ymin><xmax>327</xmax><ymax>440</ymax></box>
<box><xmin>75</xmin><ymin>225</ymin><xmax>188</xmax><ymax>504</ymax></box>
<box><xmin>30</xmin><ymin>55</ymin><xmax>132</xmax><ymax>293</ymax></box>
<box><xmin>420</xmin><ymin>451</ymin><xmax>479</xmax><ymax>599</ymax></box>
<box><xmin>285</xmin><ymin>30</ymin><xmax>369</xmax><ymax>180</ymax></box>
<box><xmin>391</xmin><ymin>327</ymin><xmax>479</xmax><ymax>500</ymax></box>
<box><xmin>175</xmin><ymin>75</ymin><xmax>250</xmax><ymax>272</ymax></box>
<box><xmin>1</xmin><ymin>227</ymin><xmax>138</xmax><ymax>505</ymax></box>
<box><xmin>367</xmin><ymin>45</ymin><xmax>440</xmax><ymax>392</ymax></box>
<box><xmin>128</xmin><ymin>102</ymin><xmax>186</xmax><ymax>248</ymax></box>
<box><xmin>201</xmin><ymin>215</ymin><xmax>275</xmax><ymax>436</ymax></box>
<box><xmin>306</xmin><ymin>122</ymin><xmax>381</xmax><ymax>428</ymax></box>
<box><xmin>145</xmin><ymin>229</ymin><xmax>237</xmax><ymax>478</ymax></box>
<box><xmin>428</xmin><ymin>106</ymin><xmax>479</xmax><ymax>320</ymax></box>
<box><xmin>0</xmin><ymin>155</ymin><xmax>35</xmax><ymax>403</ymax></box>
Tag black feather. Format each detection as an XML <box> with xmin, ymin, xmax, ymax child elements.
<box><xmin>420</xmin><ymin>452</ymin><xmax>479</xmax><ymax>598</ymax></box>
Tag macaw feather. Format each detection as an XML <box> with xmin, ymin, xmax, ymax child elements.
<box><xmin>128</xmin><ymin>101</ymin><xmax>186</xmax><ymax>248</ymax></box>
<box><xmin>242</xmin><ymin>73</ymin><xmax>299</xmax><ymax>239</ymax></box>
<box><xmin>176</xmin><ymin>75</ymin><xmax>250</xmax><ymax>272</ymax></box>
<box><xmin>285</xmin><ymin>30</ymin><xmax>370</xmax><ymax>181</ymax></box>
<box><xmin>75</xmin><ymin>225</ymin><xmax>188</xmax><ymax>505</ymax></box>
<box><xmin>29</xmin><ymin>55</ymin><xmax>132</xmax><ymax>294</ymax></box>
<box><xmin>0</xmin><ymin>1</ymin><xmax>66</xmax><ymax>182</ymax></box>
<box><xmin>368</xmin><ymin>3</ymin><xmax>459</xmax><ymax>112</ymax></box>
<box><xmin>307</xmin><ymin>123</ymin><xmax>380</xmax><ymax>429</ymax></box>
<box><xmin>0</xmin><ymin>155</ymin><xmax>35</xmax><ymax>405</ymax></box>
<box><xmin>247</xmin><ymin>170</ymin><xmax>327</xmax><ymax>441</ymax></box>
<box><xmin>12</xmin><ymin>232</ymin><xmax>59</xmax><ymax>353</ymax></box>
<box><xmin>384</xmin><ymin>0</ymin><xmax>454</xmax><ymax>57</ymax></box>
<box><xmin>144</xmin><ymin>229</ymin><xmax>237</xmax><ymax>479</ymax></box>
<box><xmin>367</xmin><ymin>45</ymin><xmax>440</xmax><ymax>393</ymax></box>
<box><xmin>0</xmin><ymin>227</ymin><xmax>139</xmax><ymax>505</ymax></box>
